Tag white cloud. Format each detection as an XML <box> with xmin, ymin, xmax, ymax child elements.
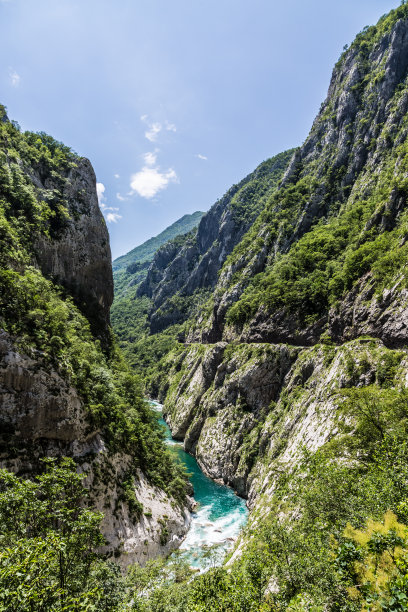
<box><xmin>114</xmin><ymin>173</ymin><xmax>120</xmax><ymax>179</ymax></box>
<box><xmin>116</xmin><ymin>193</ymin><xmax>126</xmax><ymax>201</ymax></box>
<box><xmin>130</xmin><ymin>165</ymin><xmax>178</xmax><ymax>199</ymax></box>
<box><xmin>106</xmin><ymin>212</ymin><xmax>122</xmax><ymax>223</ymax></box>
<box><xmin>97</xmin><ymin>181</ymin><xmax>122</xmax><ymax>220</ymax></box>
<box><xmin>143</xmin><ymin>151</ymin><xmax>157</xmax><ymax>166</ymax></box>
<box><xmin>145</xmin><ymin>122</ymin><xmax>161</xmax><ymax>142</ymax></box>
<box><xmin>96</xmin><ymin>182</ymin><xmax>106</xmax><ymax>209</ymax></box>
<box><xmin>141</xmin><ymin>115</ymin><xmax>176</xmax><ymax>142</ymax></box>
<box><xmin>9</xmin><ymin>69</ymin><xmax>20</xmax><ymax>87</ymax></box>
<box><xmin>196</xmin><ymin>154</ymin><xmax>208</xmax><ymax>160</ymax></box>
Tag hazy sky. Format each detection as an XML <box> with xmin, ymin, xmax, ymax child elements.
<box><xmin>0</xmin><ymin>0</ymin><xmax>400</xmax><ymax>259</ymax></box>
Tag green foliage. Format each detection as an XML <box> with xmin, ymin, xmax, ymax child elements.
<box><xmin>0</xmin><ymin>108</ymin><xmax>188</xmax><ymax>505</ymax></box>
<box><xmin>335</xmin><ymin>386</ymin><xmax>408</xmax><ymax>461</ymax></box>
<box><xmin>128</xmin><ymin>380</ymin><xmax>408</xmax><ymax>610</ymax></box>
<box><xmin>0</xmin><ymin>458</ymin><xmax>124</xmax><ymax>611</ymax></box>
<box><xmin>112</xmin><ymin>211</ymin><xmax>204</xmax><ymax>274</ymax></box>
<box><xmin>228</xmin><ymin>150</ymin><xmax>296</xmax><ymax>226</ymax></box>
<box><xmin>334</xmin><ymin>511</ymin><xmax>408</xmax><ymax>610</ymax></box>
<box><xmin>126</xmin><ymin>555</ymin><xmax>194</xmax><ymax>611</ymax></box>
<box><xmin>111</xmin><ymin>294</ymin><xmax>151</xmax><ymax>354</ymax></box>
<box><xmin>120</xmin><ymin>475</ymin><xmax>144</xmax><ymax>520</ymax></box>
<box><xmin>216</xmin><ymin>7</ymin><xmax>408</xmax><ymax>332</ymax></box>
<box><xmin>226</xmin><ymin>158</ymin><xmax>408</xmax><ymax>329</ymax></box>
<box><xmin>0</xmin><ymin>111</ymin><xmax>77</xmax><ymax>250</ymax></box>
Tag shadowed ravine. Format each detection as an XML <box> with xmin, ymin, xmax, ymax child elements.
<box><xmin>150</xmin><ymin>401</ymin><xmax>248</xmax><ymax>571</ymax></box>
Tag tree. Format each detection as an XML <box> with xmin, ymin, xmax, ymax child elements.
<box><xmin>0</xmin><ymin>457</ymin><xmax>121</xmax><ymax>611</ymax></box>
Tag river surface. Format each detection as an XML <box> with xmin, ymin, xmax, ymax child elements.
<box><xmin>150</xmin><ymin>401</ymin><xmax>248</xmax><ymax>571</ymax></box>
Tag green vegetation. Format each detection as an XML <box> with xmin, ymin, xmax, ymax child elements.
<box><xmin>222</xmin><ymin>16</ymin><xmax>408</xmax><ymax>332</ymax></box>
<box><xmin>111</xmin><ymin>215</ymin><xmax>206</xmax><ymax>378</ymax></box>
<box><xmin>111</xmin><ymin>150</ymin><xmax>295</xmax><ymax>389</ymax></box>
<box><xmin>6</xmin><ymin>2</ymin><xmax>408</xmax><ymax>609</ymax></box>
<box><xmin>0</xmin><ymin>106</ymin><xmax>188</xmax><ymax>498</ymax></box>
<box><xmin>112</xmin><ymin>211</ymin><xmax>204</xmax><ymax>274</ymax></box>
<box><xmin>5</xmin><ymin>398</ymin><xmax>408</xmax><ymax>611</ymax></box>
<box><xmin>112</xmin><ymin>289</ymin><xmax>209</xmax><ymax>383</ymax></box>
<box><xmin>120</xmin><ymin>384</ymin><xmax>408</xmax><ymax>611</ymax></box>
<box><xmin>227</xmin><ymin>150</ymin><xmax>296</xmax><ymax>226</ymax></box>
<box><xmin>226</xmin><ymin>177</ymin><xmax>408</xmax><ymax>327</ymax></box>
<box><xmin>0</xmin><ymin>105</ymin><xmax>77</xmax><ymax>257</ymax></box>
<box><xmin>0</xmin><ymin>458</ymin><xmax>123</xmax><ymax>611</ymax></box>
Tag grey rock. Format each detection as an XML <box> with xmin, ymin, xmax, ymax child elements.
<box><xmin>31</xmin><ymin>157</ymin><xmax>113</xmax><ymax>340</ymax></box>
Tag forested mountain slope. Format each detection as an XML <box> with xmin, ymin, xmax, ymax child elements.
<box><xmin>113</xmin><ymin>211</ymin><xmax>204</xmax><ymax>276</ymax></box>
<box><xmin>116</xmin><ymin>6</ymin><xmax>408</xmax><ymax>608</ymax></box>
<box><xmin>111</xmin><ymin>211</ymin><xmax>205</xmax><ymax>370</ymax></box>
<box><xmin>150</xmin><ymin>2</ymin><xmax>408</xmax><ymax>491</ymax></box>
<box><xmin>0</xmin><ymin>106</ymin><xmax>190</xmax><ymax>569</ymax></box>
<box><xmin>138</xmin><ymin>150</ymin><xmax>294</xmax><ymax>334</ymax></box>
<box><xmin>203</xmin><ymin>12</ymin><xmax>408</xmax><ymax>346</ymax></box>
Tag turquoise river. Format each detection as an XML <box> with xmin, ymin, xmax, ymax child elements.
<box><xmin>151</xmin><ymin>401</ymin><xmax>248</xmax><ymax>571</ymax></box>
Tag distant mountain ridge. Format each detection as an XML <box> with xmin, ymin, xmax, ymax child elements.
<box><xmin>113</xmin><ymin>211</ymin><xmax>205</xmax><ymax>273</ymax></box>
<box><xmin>111</xmin><ymin>210</ymin><xmax>205</xmax><ymax>368</ymax></box>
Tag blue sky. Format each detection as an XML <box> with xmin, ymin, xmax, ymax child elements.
<box><xmin>0</xmin><ymin>0</ymin><xmax>401</xmax><ymax>259</ymax></box>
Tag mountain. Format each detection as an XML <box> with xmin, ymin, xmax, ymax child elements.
<box><xmin>113</xmin><ymin>211</ymin><xmax>204</xmax><ymax>304</ymax></box>
<box><xmin>111</xmin><ymin>211</ymin><xmax>205</xmax><ymax>371</ymax></box>
<box><xmin>138</xmin><ymin>150</ymin><xmax>294</xmax><ymax>333</ymax></box>
<box><xmin>113</xmin><ymin>211</ymin><xmax>205</xmax><ymax>274</ymax></box>
<box><xmin>115</xmin><ymin>6</ymin><xmax>408</xmax><ymax>608</ymax></box>
<box><xmin>0</xmin><ymin>106</ymin><xmax>191</xmax><ymax>569</ymax></box>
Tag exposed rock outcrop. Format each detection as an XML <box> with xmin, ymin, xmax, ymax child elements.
<box><xmin>138</xmin><ymin>151</ymin><xmax>294</xmax><ymax>333</ymax></box>
<box><xmin>31</xmin><ymin>157</ymin><xmax>113</xmax><ymax>340</ymax></box>
<box><xmin>0</xmin><ymin>328</ymin><xmax>190</xmax><ymax>568</ymax></box>
<box><xmin>159</xmin><ymin>343</ymin><xmax>299</xmax><ymax>497</ymax></box>
<box><xmin>158</xmin><ymin>336</ymin><xmax>406</xmax><ymax>516</ymax></box>
<box><xmin>0</xmin><ymin>333</ymin><xmax>191</xmax><ymax>568</ymax></box>
<box><xmin>139</xmin><ymin>14</ymin><xmax>408</xmax><ymax>567</ymax></box>
<box><xmin>191</xmin><ymin>16</ymin><xmax>408</xmax><ymax>344</ymax></box>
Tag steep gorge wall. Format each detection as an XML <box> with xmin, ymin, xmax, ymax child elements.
<box><xmin>157</xmin><ymin>336</ymin><xmax>407</xmax><ymax>519</ymax></box>
<box><xmin>31</xmin><ymin>156</ymin><xmax>113</xmax><ymax>339</ymax></box>
<box><xmin>197</xmin><ymin>14</ymin><xmax>408</xmax><ymax>345</ymax></box>
<box><xmin>137</xmin><ymin>14</ymin><xmax>408</xmax><ymax>351</ymax></box>
<box><xmin>138</xmin><ymin>151</ymin><xmax>294</xmax><ymax>333</ymax></box>
<box><xmin>0</xmin><ymin>328</ymin><xmax>190</xmax><ymax>568</ymax></box>
<box><xmin>144</xmin><ymin>10</ymin><xmax>408</xmax><ymax>551</ymax></box>
<box><xmin>0</xmin><ymin>113</ymin><xmax>190</xmax><ymax>568</ymax></box>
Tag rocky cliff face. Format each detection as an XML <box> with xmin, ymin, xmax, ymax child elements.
<box><xmin>139</xmin><ymin>17</ymin><xmax>408</xmax><ymax>346</ymax></box>
<box><xmin>0</xmin><ymin>112</ymin><xmax>190</xmax><ymax>567</ymax></box>
<box><xmin>138</xmin><ymin>151</ymin><xmax>293</xmax><ymax>333</ymax></box>
<box><xmin>0</xmin><ymin>328</ymin><xmax>191</xmax><ymax>568</ymax></box>
<box><xmin>174</xmin><ymin>15</ymin><xmax>408</xmax><ymax>346</ymax></box>
<box><xmin>139</xmin><ymin>10</ymin><xmax>408</xmax><ymax>559</ymax></box>
<box><xmin>157</xmin><ymin>335</ymin><xmax>406</xmax><ymax>540</ymax></box>
<box><xmin>33</xmin><ymin>158</ymin><xmax>113</xmax><ymax>337</ymax></box>
<box><xmin>157</xmin><ymin>342</ymin><xmax>299</xmax><ymax>497</ymax></box>
<box><xmin>27</xmin><ymin>155</ymin><xmax>113</xmax><ymax>342</ymax></box>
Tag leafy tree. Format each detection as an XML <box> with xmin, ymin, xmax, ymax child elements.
<box><xmin>334</xmin><ymin>511</ymin><xmax>408</xmax><ymax>610</ymax></box>
<box><xmin>0</xmin><ymin>458</ymin><xmax>123</xmax><ymax>611</ymax></box>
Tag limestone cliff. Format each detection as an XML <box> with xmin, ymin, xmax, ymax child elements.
<box><xmin>32</xmin><ymin>156</ymin><xmax>113</xmax><ymax>340</ymax></box>
<box><xmin>157</xmin><ymin>337</ymin><xmax>406</xmax><ymax>508</ymax></box>
<box><xmin>141</xmin><ymin>14</ymin><xmax>408</xmax><ymax>348</ymax></box>
<box><xmin>0</xmin><ymin>109</ymin><xmax>190</xmax><ymax>567</ymax></box>
<box><xmin>138</xmin><ymin>151</ymin><xmax>294</xmax><ymax>333</ymax></box>
<box><xmin>139</xmin><ymin>9</ymin><xmax>408</xmax><ymax>557</ymax></box>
